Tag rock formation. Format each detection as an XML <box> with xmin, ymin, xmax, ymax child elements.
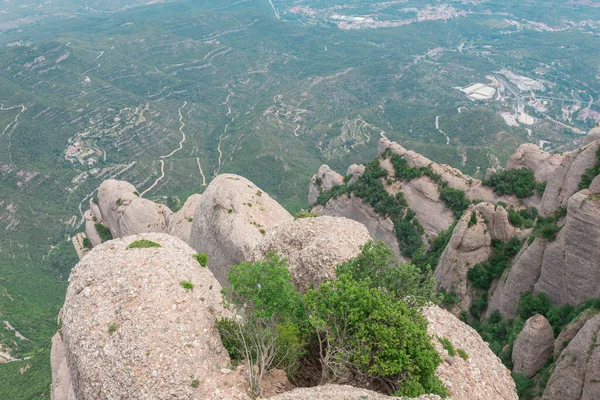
<box><xmin>168</xmin><ymin>193</ymin><xmax>202</xmax><ymax>242</ymax></box>
<box><xmin>583</xmin><ymin>125</ymin><xmax>600</xmax><ymax>146</ymax></box>
<box><xmin>542</xmin><ymin>312</ymin><xmax>600</xmax><ymax>400</ymax></box>
<box><xmin>346</xmin><ymin>164</ymin><xmax>365</xmax><ymax>186</ymax></box>
<box><xmin>254</xmin><ymin>216</ymin><xmax>371</xmax><ymax>292</ymax></box>
<box><xmin>50</xmin><ymin>332</ymin><xmax>76</xmax><ymax>400</ymax></box>
<box><xmin>189</xmin><ymin>174</ymin><xmax>293</xmax><ymax>285</ymax></box>
<box><xmin>61</xmin><ymin>233</ymin><xmax>247</xmax><ymax>399</ymax></box>
<box><xmin>512</xmin><ymin>314</ymin><xmax>555</xmax><ymax>378</ymax></box>
<box><xmin>422</xmin><ymin>306</ymin><xmax>518</xmax><ymax>400</ymax></box>
<box><xmin>554</xmin><ymin>308</ymin><xmax>596</xmax><ymax>359</ymax></box>
<box><xmin>270</xmin><ymin>384</ymin><xmax>441</xmax><ymax>399</ymax></box>
<box><xmin>308</xmin><ymin>165</ymin><xmax>345</xmax><ymax>205</ymax></box>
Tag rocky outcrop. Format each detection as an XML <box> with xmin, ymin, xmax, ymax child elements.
<box><xmin>346</xmin><ymin>164</ymin><xmax>365</xmax><ymax>186</ymax></box>
<box><xmin>542</xmin><ymin>312</ymin><xmax>600</xmax><ymax>400</ymax></box>
<box><xmin>61</xmin><ymin>233</ymin><xmax>247</xmax><ymax>399</ymax></box>
<box><xmin>84</xmin><ymin>209</ymin><xmax>102</xmax><ymax>247</ymax></box>
<box><xmin>435</xmin><ymin>203</ymin><xmax>518</xmax><ymax>311</ymax></box>
<box><xmin>270</xmin><ymin>384</ymin><xmax>441</xmax><ymax>399</ymax></box>
<box><xmin>512</xmin><ymin>315</ymin><xmax>555</xmax><ymax>378</ymax></box>
<box><xmin>50</xmin><ymin>332</ymin><xmax>76</xmax><ymax>400</ymax></box>
<box><xmin>95</xmin><ymin>180</ymin><xmax>172</xmax><ymax>239</ymax></box>
<box><xmin>583</xmin><ymin>125</ymin><xmax>600</xmax><ymax>146</ymax></box>
<box><xmin>308</xmin><ymin>165</ymin><xmax>345</xmax><ymax>205</ymax></box>
<box><xmin>422</xmin><ymin>306</ymin><xmax>518</xmax><ymax>400</ymax></box>
<box><xmin>402</xmin><ymin>177</ymin><xmax>455</xmax><ymax>237</ymax></box>
<box><xmin>167</xmin><ymin>193</ymin><xmax>202</xmax><ymax>242</ymax></box>
<box><xmin>189</xmin><ymin>174</ymin><xmax>293</xmax><ymax>285</ymax></box>
<box><xmin>506</xmin><ymin>143</ymin><xmax>563</xmax><ymax>183</ymax></box>
<box><xmin>554</xmin><ymin>308</ymin><xmax>596</xmax><ymax>359</ymax></box>
<box><xmin>313</xmin><ymin>194</ymin><xmax>401</xmax><ymax>256</ymax></box>
<box><xmin>254</xmin><ymin>216</ymin><xmax>371</xmax><ymax>292</ymax></box>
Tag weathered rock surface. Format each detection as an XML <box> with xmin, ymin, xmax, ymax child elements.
<box><xmin>402</xmin><ymin>177</ymin><xmax>455</xmax><ymax>237</ymax></box>
<box><xmin>554</xmin><ymin>308</ymin><xmax>596</xmax><ymax>359</ymax></box>
<box><xmin>422</xmin><ymin>306</ymin><xmax>518</xmax><ymax>400</ymax></box>
<box><xmin>270</xmin><ymin>384</ymin><xmax>441</xmax><ymax>400</ymax></box>
<box><xmin>118</xmin><ymin>197</ymin><xmax>171</xmax><ymax>238</ymax></box>
<box><xmin>254</xmin><ymin>216</ymin><xmax>371</xmax><ymax>292</ymax></box>
<box><xmin>542</xmin><ymin>312</ymin><xmax>600</xmax><ymax>400</ymax></box>
<box><xmin>308</xmin><ymin>165</ymin><xmax>345</xmax><ymax>205</ymax></box>
<box><xmin>506</xmin><ymin>143</ymin><xmax>563</xmax><ymax>183</ymax></box>
<box><xmin>590</xmin><ymin>175</ymin><xmax>600</xmax><ymax>194</ymax></box>
<box><xmin>50</xmin><ymin>332</ymin><xmax>76</xmax><ymax>400</ymax></box>
<box><xmin>435</xmin><ymin>203</ymin><xmax>517</xmax><ymax>311</ymax></box>
<box><xmin>61</xmin><ymin>233</ymin><xmax>247</xmax><ymax>399</ymax></box>
<box><xmin>84</xmin><ymin>209</ymin><xmax>102</xmax><ymax>247</ymax></box>
<box><xmin>96</xmin><ymin>180</ymin><xmax>138</xmax><ymax>238</ymax></box>
<box><xmin>346</xmin><ymin>164</ymin><xmax>365</xmax><ymax>186</ymax></box>
<box><xmin>583</xmin><ymin>125</ymin><xmax>600</xmax><ymax>146</ymax></box>
<box><xmin>168</xmin><ymin>194</ymin><xmax>202</xmax><ymax>242</ymax></box>
<box><xmin>512</xmin><ymin>314</ymin><xmax>555</xmax><ymax>378</ymax></box>
<box><xmin>313</xmin><ymin>194</ymin><xmax>401</xmax><ymax>256</ymax></box>
<box><xmin>190</xmin><ymin>174</ymin><xmax>293</xmax><ymax>285</ymax></box>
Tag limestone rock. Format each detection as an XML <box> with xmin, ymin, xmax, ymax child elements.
<box><xmin>512</xmin><ymin>314</ymin><xmax>555</xmax><ymax>377</ymax></box>
<box><xmin>308</xmin><ymin>165</ymin><xmax>345</xmax><ymax>205</ymax></box>
<box><xmin>555</xmin><ymin>309</ymin><xmax>596</xmax><ymax>358</ymax></box>
<box><xmin>168</xmin><ymin>194</ymin><xmax>202</xmax><ymax>243</ymax></box>
<box><xmin>270</xmin><ymin>384</ymin><xmax>440</xmax><ymax>399</ymax></box>
<box><xmin>254</xmin><ymin>216</ymin><xmax>371</xmax><ymax>292</ymax></box>
<box><xmin>61</xmin><ymin>233</ymin><xmax>247</xmax><ymax>399</ymax></box>
<box><xmin>583</xmin><ymin>125</ymin><xmax>600</xmax><ymax>146</ymax></box>
<box><xmin>506</xmin><ymin>143</ymin><xmax>563</xmax><ymax>183</ymax></box>
<box><xmin>313</xmin><ymin>194</ymin><xmax>401</xmax><ymax>257</ymax></box>
<box><xmin>542</xmin><ymin>312</ymin><xmax>600</xmax><ymax>400</ymax></box>
<box><xmin>589</xmin><ymin>175</ymin><xmax>600</xmax><ymax>194</ymax></box>
<box><xmin>346</xmin><ymin>164</ymin><xmax>365</xmax><ymax>186</ymax></box>
<box><xmin>97</xmin><ymin>179</ymin><xmax>138</xmax><ymax>238</ymax></box>
<box><xmin>50</xmin><ymin>332</ymin><xmax>76</xmax><ymax>400</ymax></box>
<box><xmin>84</xmin><ymin>209</ymin><xmax>102</xmax><ymax>247</ymax></box>
<box><xmin>118</xmin><ymin>197</ymin><xmax>171</xmax><ymax>238</ymax></box>
<box><xmin>189</xmin><ymin>174</ymin><xmax>293</xmax><ymax>285</ymax></box>
<box><xmin>422</xmin><ymin>306</ymin><xmax>518</xmax><ymax>400</ymax></box>
<box><xmin>402</xmin><ymin>177</ymin><xmax>455</xmax><ymax>237</ymax></box>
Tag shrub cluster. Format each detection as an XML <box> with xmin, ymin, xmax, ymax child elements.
<box><xmin>484</xmin><ymin>168</ymin><xmax>537</xmax><ymax>198</ymax></box>
<box><xmin>127</xmin><ymin>239</ymin><xmax>161</xmax><ymax>249</ymax></box>
<box><xmin>467</xmin><ymin>237</ymin><xmax>522</xmax><ymax>291</ymax></box>
<box><xmin>531</xmin><ymin>207</ymin><xmax>567</xmax><ymax>241</ymax></box>
<box><xmin>94</xmin><ymin>223</ymin><xmax>113</xmax><ymax>243</ymax></box>
<box><xmin>216</xmin><ymin>243</ymin><xmax>447</xmax><ymax>399</ymax></box>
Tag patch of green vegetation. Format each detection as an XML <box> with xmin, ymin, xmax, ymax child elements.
<box><xmin>108</xmin><ymin>323</ymin><xmax>117</xmax><ymax>335</ymax></box>
<box><xmin>127</xmin><ymin>240</ymin><xmax>161</xmax><ymax>249</ymax></box>
<box><xmin>438</xmin><ymin>336</ymin><xmax>456</xmax><ymax>357</ymax></box>
<box><xmin>507</xmin><ymin>207</ymin><xmax>537</xmax><ymax>229</ymax></box>
<box><xmin>578</xmin><ymin>146</ymin><xmax>600</xmax><ymax>190</ymax></box>
<box><xmin>440</xmin><ymin>187</ymin><xmax>471</xmax><ymax>219</ymax></box>
<box><xmin>191</xmin><ymin>380</ymin><xmax>200</xmax><ymax>388</ymax></box>
<box><xmin>467</xmin><ymin>237</ymin><xmax>522</xmax><ymax>291</ymax></box>
<box><xmin>294</xmin><ymin>209</ymin><xmax>318</xmax><ymax>219</ymax></box>
<box><xmin>412</xmin><ymin>222</ymin><xmax>457</xmax><ymax>272</ymax></box>
<box><xmin>94</xmin><ymin>223</ymin><xmax>113</xmax><ymax>243</ymax></box>
<box><xmin>484</xmin><ymin>168</ymin><xmax>537</xmax><ymax>198</ymax></box>
<box><xmin>468</xmin><ymin>211</ymin><xmax>477</xmax><ymax>227</ymax></box>
<box><xmin>193</xmin><ymin>253</ymin><xmax>208</xmax><ymax>267</ymax></box>
<box><xmin>439</xmin><ymin>287</ymin><xmax>459</xmax><ymax>307</ymax></box>
<box><xmin>457</xmin><ymin>348</ymin><xmax>469</xmax><ymax>360</ymax></box>
<box><xmin>180</xmin><ymin>281</ymin><xmax>194</xmax><ymax>290</ymax></box>
<box><xmin>532</xmin><ymin>207</ymin><xmax>567</xmax><ymax>241</ymax></box>
<box><xmin>116</xmin><ymin>198</ymin><xmax>122</xmax><ymax>206</ymax></box>
<box><xmin>82</xmin><ymin>237</ymin><xmax>92</xmax><ymax>249</ymax></box>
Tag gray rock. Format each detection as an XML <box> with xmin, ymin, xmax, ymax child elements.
<box><xmin>190</xmin><ymin>174</ymin><xmax>293</xmax><ymax>285</ymax></box>
<box><xmin>97</xmin><ymin>179</ymin><xmax>138</xmax><ymax>238</ymax></box>
<box><xmin>555</xmin><ymin>309</ymin><xmax>596</xmax><ymax>359</ymax></box>
<box><xmin>270</xmin><ymin>384</ymin><xmax>438</xmax><ymax>400</ymax></box>
<box><xmin>308</xmin><ymin>165</ymin><xmax>345</xmax><ymax>205</ymax></box>
<box><xmin>583</xmin><ymin>125</ymin><xmax>600</xmax><ymax>146</ymax></box>
<box><xmin>118</xmin><ymin>197</ymin><xmax>171</xmax><ymax>238</ymax></box>
<box><xmin>506</xmin><ymin>143</ymin><xmax>563</xmax><ymax>183</ymax></box>
<box><xmin>590</xmin><ymin>175</ymin><xmax>600</xmax><ymax>195</ymax></box>
<box><xmin>542</xmin><ymin>312</ymin><xmax>600</xmax><ymax>400</ymax></box>
<box><xmin>61</xmin><ymin>233</ymin><xmax>248</xmax><ymax>400</ymax></box>
<box><xmin>50</xmin><ymin>332</ymin><xmax>76</xmax><ymax>400</ymax></box>
<box><xmin>167</xmin><ymin>194</ymin><xmax>202</xmax><ymax>243</ymax></box>
<box><xmin>84</xmin><ymin>209</ymin><xmax>102</xmax><ymax>247</ymax></box>
<box><xmin>254</xmin><ymin>216</ymin><xmax>371</xmax><ymax>292</ymax></box>
<box><xmin>512</xmin><ymin>314</ymin><xmax>555</xmax><ymax>377</ymax></box>
<box><xmin>346</xmin><ymin>164</ymin><xmax>365</xmax><ymax>186</ymax></box>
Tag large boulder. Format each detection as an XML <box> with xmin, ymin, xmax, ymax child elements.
<box><xmin>96</xmin><ymin>180</ymin><xmax>138</xmax><ymax>238</ymax></box>
<box><xmin>542</xmin><ymin>312</ymin><xmax>600</xmax><ymax>400</ymax></box>
<box><xmin>512</xmin><ymin>314</ymin><xmax>555</xmax><ymax>378</ymax></box>
<box><xmin>583</xmin><ymin>125</ymin><xmax>600</xmax><ymax>146</ymax></box>
<box><xmin>308</xmin><ymin>165</ymin><xmax>345</xmax><ymax>205</ymax></box>
<box><xmin>422</xmin><ymin>306</ymin><xmax>518</xmax><ymax>400</ymax></box>
<box><xmin>254</xmin><ymin>216</ymin><xmax>371</xmax><ymax>292</ymax></box>
<box><xmin>61</xmin><ymin>233</ymin><xmax>247</xmax><ymax>399</ymax></box>
<box><xmin>84</xmin><ymin>209</ymin><xmax>102</xmax><ymax>247</ymax></box>
<box><xmin>189</xmin><ymin>174</ymin><xmax>293</xmax><ymax>285</ymax></box>
<box><xmin>168</xmin><ymin>193</ymin><xmax>202</xmax><ymax>243</ymax></box>
<box><xmin>270</xmin><ymin>384</ymin><xmax>440</xmax><ymax>399</ymax></box>
<box><xmin>118</xmin><ymin>197</ymin><xmax>171</xmax><ymax>238</ymax></box>
<box><xmin>50</xmin><ymin>332</ymin><xmax>76</xmax><ymax>400</ymax></box>
<box><xmin>554</xmin><ymin>308</ymin><xmax>596</xmax><ymax>359</ymax></box>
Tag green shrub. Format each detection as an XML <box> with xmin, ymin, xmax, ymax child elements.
<box><xmin>94</xmin><ymin>223</ymin><xmax>113</xmax><ymax>243</ymax></box>
<box><xmin>412</xmin><ymin>223</ymin><xmax>456</xmax><ymax>272</ymax></box>
<box><xmin>512</xmin><ymin>373</ymin><xmax>533</xmax><ymax>399</ymax></box>
<box><xmin>532</xmin><ymin>207</ymin><xmax>567</xmax><ymax>241</ymax></box>
<box><xmin>517</xmin><ymin>292</ymin><xmax>551</xmax><ymax>320</ymax></box>
<box><xmin>191</xmin><ymin>380</ymin><xmax>200</xmax><ymax>388</ymax></box>
<box><xmin>470</xmin><ymin>291</ymin><xmax>488</xmax><ymax>320</ymax></box>
<box><xmin>507</xmin><ymin>207</ymin><xmax>536</xmax><ymax>229</ymax></box>
<box><xmin>193</xmin><ymin>253</ymin><xmax>208</xmax><ymax>267</ymax></box>
<box><xmin>484</xmin><ymin>168</ymin><xmax>537</xmax><ymax>198</ymax></box>
<box><xmin>336</xmin><ymin>241</ymin><xmax>439</xmax><ymax>307</ymax></box>
<box><xmin>468</xmin><ymin>211</ymin><xmax>477</xmax><ymax>227</ymax></box>
<box><xmin>305</xmin><ymin>274</ymin><xmax>446</xmax><ymax>397</ymax></box>
<box><xmin>439</xmin><ymin>287</ymin><xmax>459</xmax><ymax>307</ymax></box>
<box><xmin>467</xmin><ymin>238</ymin><xmax>522</xmax><ymax>291</ymax></box>
<box><xmin>536</xmin><ymin>181</ymin><xmax>548</xmax><ymax>195</ymax></box>
<box><xmin>180</xmin><ymin>281</ymin><xmax>194</xmax><ymax>290</ymax></box>
<box><xmin>457</xmin><ymin>348</ymin><xmax>469</xmax><ymax>360</ymax></box>
<box><xmin>116</xmin><ymin>198</ymin><xmax>122</xmax><ymax>206</ymax></box>
<box><xmin>440</xmin><ymin>187</ymin><xmax>470</xmax><ymax>219</ymax></box>
<box><xmin>578</xmin><ymin>146</ymin><xmax>600</xmax><ymax>190</ymax></box>
<box><xmin>82</xmin><ymin>237</ymin><xmax>92</xmax><ymax>249</ymax></box>
<box><xmin>108</xmin><ymin>323</ymin><xmax>117</xmax><ymax>335</ymax></box>
<box><xmin>128</xmin><ymin>240</ymin><xmax>161</xmax><ymax>249</ymax></box>
<box><xmin>438</xmin><ymin>337</ymin><xmax>456</xmax><ymax>357</ymax></box>
<box><xmin>294</xmin><ymin>209</ymin><xmax>318</xmax><ymax>219</ymax></box>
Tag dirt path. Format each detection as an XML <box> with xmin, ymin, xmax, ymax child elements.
<box><xmin>141</xmin><ymin>159</ymin><xmax>165</xmax><ymax>197</ymax></box>
<box><xmin>196</xmin><ymin>157</ymin><xmax>207</xmax><ymax>186</ymax></box>
<box><xmin>0</xmin><ymin>103</ymin><xmax>27</xmax><ymax>164</ymax></box>
<box><xmin>267</xmin><ymin>0</ymin><xmax>280</xmax><ymax>19</ymax></box>
<box><xmin>435</xmin><ymin>115</ymin><xmax>450</xmax><ymax>145</ymax></box>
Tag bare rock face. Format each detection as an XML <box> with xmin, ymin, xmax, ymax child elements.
<box><xmin>190</xmin><ymin>174</ymin><xmax>293</xmax><ymax>285</ymax></box>
<box><xmin>512</xmin><ymin>315</ymin><xmax>555</xmax><ymax>378</ymax></box>
<box><xmin>346</xmin><ymin>164</ymin><xmax>365</xmax><ymax>186</ymax></box>
<box><xmin>270</xmin><ymin>384</ymin><xmax>441</xmax><ymax>400</ymax></box>
<box><xmin>313</xmin><ymin>194</ymin><xmax>401</xmax><ymax>256</ymax></box>
<box><xmin>61</xmin><ymin>233</ymin><xmax>247</xmax><ymax>399</ymax></box>
<box><xmin>308</xmin><ymin>165</ymin><xmax>345</xmax><ymax>205</ymax></box>
<box><xmin>118</xmin><ymin>197</ymin><xmax>171</xmax><ymax>238</ymax></box>
<box><xmin>422</xmin><ymin>306</ymin><xmax>518</xmax><ymax>400</ymax></box>
<box><xmin>97</xmin><ymin>179</ymin><xmax>138</xmax><ymax>237</ymax></box>
<box><xmin>50</xmin><ymin>332</ymin><xmax>76</xmax><ymax>400</ymax></box>
<box><xmin>506</xmin><ymin>143</ymin><xmax>564</xmax><ymax>183</ymax></box>
<box><xmin>583</xmin><ymin>125</ymin><xmax>600</xmax><ymax>146</ymax></box>
<box><xmin>168</xmin><ymin>194</ymin><xmax>202</xmax><ymax>242</ymax></box>
<box><xmin>542</xmin><ymin>312</ymin><xmax>600</xmax><ymax>400</ymax></box>
<box><xmin>402</xmin><ymin>177</ymin><xmax>455</xmax><ymax>237</ymax></box>
<box><xmin>590</xmin><ymin>175</ymin><xmax>600</xmax><ymax>195</ymax></box>
<box><xmin>254</xmin><ymin>216</ymin><xmax>371</xmax><ymax>292</ymax></box>
<box><xmin>84</xmin><ymin>209</ymin><xmax>102</xmax><ymax>247</ymax></box>
<box><xmin>435</xmin><ymin>203</ymin><xmax>519</xmax><ymax>311</ymax></box>
<box><xmin>554</xmin><ymin>309</ymin><xmax>596</xmax><ymax>359</ymax></box>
